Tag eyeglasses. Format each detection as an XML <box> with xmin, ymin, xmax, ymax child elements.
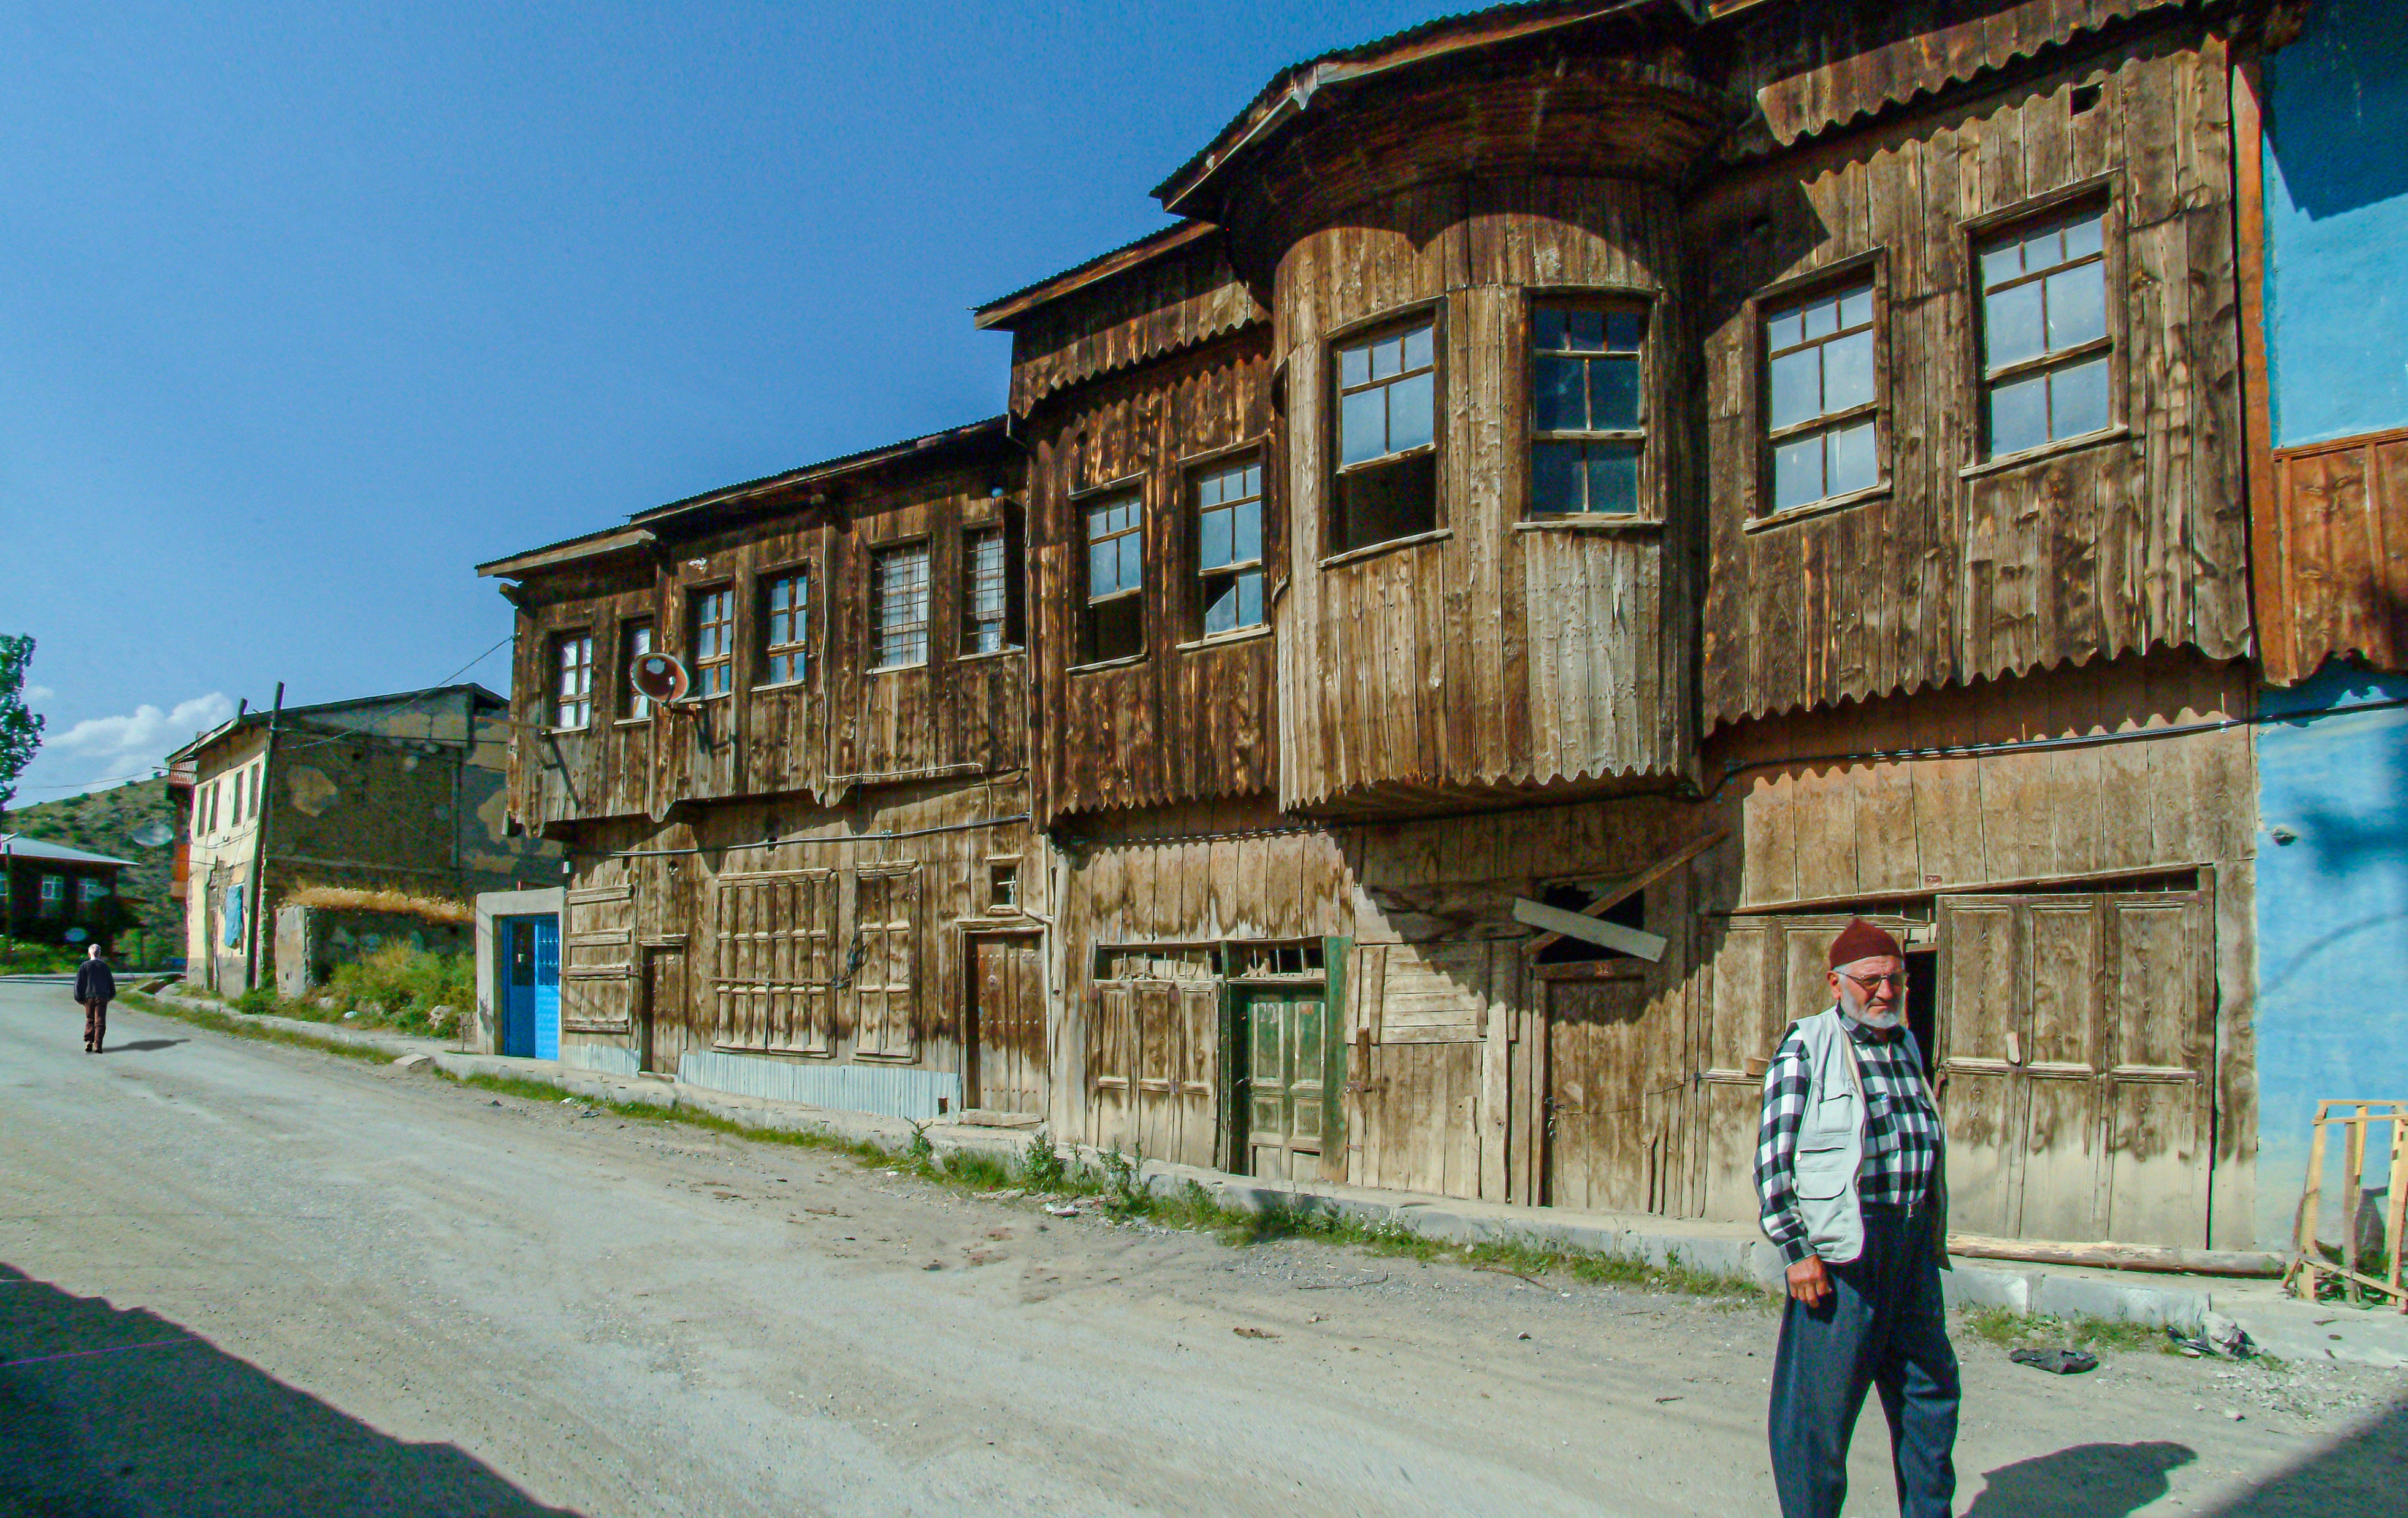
<box><xmin>1837</xmin><ymin>970</ymin><xmax>1906</xmax><ymax>991</ymax></box>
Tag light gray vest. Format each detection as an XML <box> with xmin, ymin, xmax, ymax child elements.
<box><xmin>1786</xmin><ymin>1006</ymin><xmax>1947</xmax><ymax>1268</ymax></box>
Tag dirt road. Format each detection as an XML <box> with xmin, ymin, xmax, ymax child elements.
<box><xmin>0</xmin><ymin>982</ymin><xmax>2399</xmax><ymax>1516</ymax></box>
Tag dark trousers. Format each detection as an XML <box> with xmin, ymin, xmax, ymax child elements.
<box><xmin>1768</xmin><ymin>1205</ymin><xmax>1959</xmax><ymax>1518</ymax></box>
<box><xmin>83</xmin><ymin>999</ymin><xmax>107</xmax><ymax>1050</ymax></box>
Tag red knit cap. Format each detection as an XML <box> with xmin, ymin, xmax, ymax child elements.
<box><xmin>1828</xmin><ymin>918</ymin><xmax>1903</xmax><ymax>968</ymax></box>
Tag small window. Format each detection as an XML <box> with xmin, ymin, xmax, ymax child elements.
<box><xmin>987</xmin><ymin>861</ymin><xmax>1020</xmax><ymax>913</ymax></box>
<box><xmin>1764</xmin><ymin>283</ymin><xmax>1880</xmax><ymax>512</ymax></box>
<box><xmin>961</xmin><ymin>528</ymin><xmax>1015</xmax><ymax>655</ymax></box>
<box><xmin>761</xmin><ymin>573</ymin><xmax>808</xmax><ymax>686</ymax></box>
<box><xmin>230</xmin><ymin>765</ymin><xmax>246</xmax><ymax>828</ymax></box>
<box><xmin>690</xmin><ymin>588</ymin><xmax>735</xmax><ymax>697</ymax></box>
<box><xmin>204</xmin><ymin>780</ymin><xmax>220</xmax><ymax>837</ymax></box>
<box><xmin>1194</xmin><ymin>459</ymin><xmax>1265</xmax><ymax>637</ymax></box>
<box><xmin>1535</xmin><ymin>884</ymin><xmax>1647</xmax><ymax>966</ymax></box>
<box><xmin>551</xmin><ymin>632</ymin><xmax>594</xmax><ymax>728</ymax></box>
<box><xmin>1530</xmin><ymin>305</ymin><xmax>1646</xmax><ymax>516</ymax></box>
<box><xmin>871</xmin><ymin>545</ymin><xmax>931</xmax><ymax>669</ymax></box>
<box><xmin>1978</xmin><ymin>208</ymin><xmax>2111</xmax><ymax>458</ymax></box>
<box><xmin>619</xmin><ymin>620</ymin><xmax>655</xmax><ymax>719</ymax></box>
<box><xmin>39</xmin><ymin>875</ymin><xmax>64</xmax><ymax>917</ymax></box>
<box><xmin>1332</xmin><ymin>320</ymin><xmax>1437</xmax><ymax>552</ymax></box>
<box><xmin>78</xmin><ymin>878</ymin><xmax>109</xmax><ymax>904</ymax></box>
<box><xmin>1082</xmin><ymin>494</ymin><xmax>1144</xmax><ymax>663</ymax></box>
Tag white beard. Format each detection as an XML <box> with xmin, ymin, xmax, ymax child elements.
<box><xmin>1838</xmin><ymin>981</ymin><xmax>1902</xmax><ymax>1030</ymax></box>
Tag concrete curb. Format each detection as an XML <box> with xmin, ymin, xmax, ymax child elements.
<box><xmin>135</xmin><ymin>989</ymin><xmax>2254</xmax><ymax>1333</ymax></box>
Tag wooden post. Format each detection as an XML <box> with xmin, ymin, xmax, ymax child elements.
<box><xmin>2344</xmin><ymin>1103</ymin><xmax>2369</xmax><ymax>1306</ymax></box>
<box><xmin>2291</xmin><ymin>1100</ymin><xmax>2330</xmax><ymax>1297</ymax></box>
<box><xmin>2386</xmin><ymin>1116</ymin><xmax>2408</xmax><ymax>1313</ymax></box>
<box><xmin>242</xmin><ymin>683</ymin><xmax>285</xmax><ymax>994</ymax></box>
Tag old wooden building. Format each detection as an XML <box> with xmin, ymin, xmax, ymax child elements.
<box><xmin>490</xmin><ymin>0</ymin><xmax>2293</xmax><ymax>1252</ymax></box>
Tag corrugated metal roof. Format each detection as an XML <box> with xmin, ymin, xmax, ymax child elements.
<box><xmin>1</xmin><ymin>834</ymin><xmax>136</xmax><ymax>868</ymax></box>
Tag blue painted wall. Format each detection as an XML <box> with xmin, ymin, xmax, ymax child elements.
<box><xmin>2251</xmin><ymin>665</ymin><xmax>2408</xmax><ymax>1246</ymax></box>
<box><xmin>2261</xmin><ymin>0</ymin><xmax>2408</xmax><ymax>447</ymax></box>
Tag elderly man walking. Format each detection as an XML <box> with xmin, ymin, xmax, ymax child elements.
<box><xmin>74</xmin><ymin>943</ymin><xmax>117</xmax><ymax>1054</ymax></box>
<box><xmin>1756</xmin><ymin>918</ymin><xmax>1957</xmax><ymax>1518</ymax></box>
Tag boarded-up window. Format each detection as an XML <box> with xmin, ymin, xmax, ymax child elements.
<box><xmin>852</xmin><ymin>868</ymin><xmax>919</xmax><ymax>1057</ymax></box>
<box><xmin>1093</xmin><ymin>944</ymin><xmax>1215</xmax><ymax>981</ymax></box>
<box><xmin>561</xmin><ymin>881</ymin><xmax>636</xmax><ymax>1032</ymax></box>
<box><xmin>1360</xmin><ymin>940</ymin><xmax>1489</xmax><ymax>1044</ymax></box>
<box><xmin>713</xmin><ymin>871</ymin><xmax>836</xmax><ymax>1055</ymax></box>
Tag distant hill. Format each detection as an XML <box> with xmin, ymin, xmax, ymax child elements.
<box><xmin>4</xmin><ymin>777</ymin><xmax>182</xmax><ymax>953</ymax></box>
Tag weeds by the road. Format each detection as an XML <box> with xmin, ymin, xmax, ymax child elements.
<box><xmin>119</xmin><ymin>991</ymin><xmax>394</xmax><ymax>1065</ymax></box>
<box><xmin>1956</xmin><ymin>1305</ymin><xmax>2286</xmax><ymax>1370</ymax></box>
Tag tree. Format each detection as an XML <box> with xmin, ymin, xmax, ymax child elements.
<box><xmin>0</xmin><ymin>635</ymin><xmax>45</xmax><ymax>819</ymax></box>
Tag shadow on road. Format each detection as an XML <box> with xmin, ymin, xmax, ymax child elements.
<box><xmin>1964</xmin><ymin>1440</ymin><xmax>2194</xmax><ymax>1516</ymax></box>
<box><xmin>2207</xmin><ymin>1400</ymin><xmax>2408</xmax><ymax>1517</ymax></box>
<box><xmin>98</xmin><ymin>1040</ymin><xmax>184</xmax><ymax>1055</ymax></box>
<box><xmin>0</xmin><ymin>1264</ymin><xmax>577</xmax><ymax>1517</ymax></box>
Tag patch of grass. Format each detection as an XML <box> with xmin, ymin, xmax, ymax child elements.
<box><xmin>0</xmin><ymin>937</ymin><xmax>81</xmax><ymax>973</ymax></box>
<box><xmin>1959</xmin><ymin>1305</ymin><xmax>2177</xmax><ymax>1356</ymax></box>
<box><xmin>120</xmin><ymin>990</ymin><xmax>392</xmax><ymax>1065</ymax></box>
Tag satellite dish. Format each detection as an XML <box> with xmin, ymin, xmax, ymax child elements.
<box><xmin>630</xmin><ymin>652</ymin><xmax>692</xmax><ymax>705</ymax></box>
<box><xmin>132</xmin><ymin>822</ymin><xmax>175</xmax><ymax>849</ymax></box>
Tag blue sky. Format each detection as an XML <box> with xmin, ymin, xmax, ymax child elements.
<box><xmin>0</xmin><ymin>1</ymin><xmax>1466</xmax><ymax>801</ymax></box>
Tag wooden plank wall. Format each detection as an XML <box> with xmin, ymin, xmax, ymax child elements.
<box><xmin>2258</xmin><ymin>427</ymin><xmax>2408</xmax><ymax>684</ymax></box>
<box><xmin>508</xmin><ymin>451</ymin><xmax>1026</xmax><ymax>829</ymax></box>
<box><xmin>1692</xmin><ymin>31</ymin><xmax>2249</xmax><ymax>728</ymax></box>
<box><xmin>1275</xmin><ymin>177</ymin><xmax>1694</xmax><ymax>812</ymax></box>
<box><xmin>1005</xmin><ymin>236</ymin><xmax>1266</xmax><ymax>415</ymax></box>
<box><xmin>1026</xmin><ymin>330</ymin><xmax>1280</xmax><ymax>822</ymax></box>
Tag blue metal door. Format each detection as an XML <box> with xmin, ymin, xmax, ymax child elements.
<box><xmin>502</xmin><ymin>919</ymin><xmax>537</xmax><ymax>1057</ymax></box>
<box><xmin>532</xmin><ymin>914</ymin><xmax>560</xmax><ymax>1060</ymax></box>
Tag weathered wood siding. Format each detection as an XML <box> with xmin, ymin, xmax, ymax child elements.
<box><xmin>1002</xmin><ymin>232</ymin><xmax>1265</xmax><ymax>414</ymax></box>
<box><xmin>1694</xmin><ymin>31</ymin><xmax>2249</xmax><ymax>726</ymax></box>
<box><xmin>1026</xmin><ymin>330</ymin><xmax>1280</xmax><ymax>822</ymax></box>
<box><xmin>1275</xmin><ymin>178</ymin><xmax>1695</xmax><ymax>813</ymax></box>
<box><xmin>2256</xmin><ymin>427</ymin><xmax>2408</xmax><ymax>684</ymax></box>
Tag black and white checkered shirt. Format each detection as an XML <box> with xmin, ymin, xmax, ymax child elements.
<box><xmin>1756</xmin><ymin>1011</ymin><xmax>1943</xmax><ymax>1265</ymax></box>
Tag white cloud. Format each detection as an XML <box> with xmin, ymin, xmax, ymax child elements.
<box><xmin>22</xmin><ymin>685</ymin><xmax>53</xmax><ymax>703</ymax></box>
<box><xmin>53</xmin><ymin>693</ymin><xmax>236</xmax><ymax>759</ymax></box>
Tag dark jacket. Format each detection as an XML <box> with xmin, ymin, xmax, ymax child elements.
<box><xmin>74</xmin><ymin>959</ymin><xmax>116</xmax><ymax>1004</ymax></box>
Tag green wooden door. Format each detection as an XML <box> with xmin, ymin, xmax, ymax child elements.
<box><xmin>1240</xmin><ymin>986</ymin><xmax>1328</xmax><ymax>1181</ymax></box>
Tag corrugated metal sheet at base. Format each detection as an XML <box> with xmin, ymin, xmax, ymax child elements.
<box><xmin>563</xmin><ymin>1043</ymin><xmax>640</xmax><ymax>1077</ymax></box>
<box><xmin>679</xmin><ymin>1049</ymin><xmax>961</xmax><ymax>1123</ymax></box>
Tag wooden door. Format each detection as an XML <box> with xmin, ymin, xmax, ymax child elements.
<box><xmin>966</xmin><ymin>933</ymin><xmax>1046</xmax><ymax>1116</ymax></box>
<box><xmin>1542</xmin><ymin>969</ymin><xmax>1686</xmax><ymax>1214</ymax></box>
<box><xmin>641</xmin><ymin>945</ymin><xmax>687</xmax><ymax>1076</ymax></box>
<box><xmin>1240</xmin><ymin>986</ymin><xmax>1329</xmax><ymax>1181</ymax></box>
<box><xmin>1087</xmin><ymin>978</ymin><xmax>1219</xmax><ymax>1167</ymax></box>
<box><xmin>1937</xmin><ymin>888</ymin><xmax>2215</xmax><ymax>1247</ymax></box>
<box><xmin>1694</xmin><ymin>914</ymin><xmax>1865</xmax><ymax>1222</ymax></box>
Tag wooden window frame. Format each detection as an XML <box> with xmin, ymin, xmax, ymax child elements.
<box><xmin>548</xmin><ymin>629</ymin><xmax>594</xmax><ymax>730</ymax></box>
<box><xmin>1324</xmin><ymin>298</ymin><xmax>1446</xmax><ymax>559</ymax></box>
<box><xmin>1523</xmin><ymin>289</ymin><xmax>1656</xmax><ymax>521</ymax></box>
<box><xmin>1188</xmin><ymin>448</ymin><xmax>1268</xmax><ymax>642</ymax></box>
<box><xmin>757</xmin><ymin>567</ymin><xmax>810</xmax><ymax>689</ymax></box>
<box><xmin>869</xmin><ymin>542</ymin><xmax>932</xmax><ymax>672</ymax></box>
<box><xmin>1073</xmin><ymin>481</ymin><xmax>1147</xmax><ymax>670</ymax></box>
<box><xmin>1963</xmin><ymin>182</ymin><xmax>2127</xmax><ymax>471</ymax></box>
<box><xmin>1743</xmin><ymin>253</ymin><xmax>1891</xmax><ymax>527</ymax></box>
<box><xmin>617</xmin><ymin>618</ymin><xmax>656</xmax><ymax>722</ymax></box>
<box><xmin>687</xmin><ymin>585</ymin><xmax>736</xmax><ymax>699</ymax></box>
<box><xmin>958</xmin><ymin>524</ymin><xmax>1020</xmax><ymax>657</ymax></box>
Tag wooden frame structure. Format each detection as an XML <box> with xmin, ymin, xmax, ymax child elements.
<box><xmin>2287</xmin><ymin>1100</ymin><xmax>2408</xmax><ymax>1311</ymax></box>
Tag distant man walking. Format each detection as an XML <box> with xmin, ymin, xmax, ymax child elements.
<box><xmin>1756</xmin><ymin>919</ymin><xmax>1957</xmax><ymax>1518</ymax></box>
<box><xmin>75</xmin><ymin>943</ymin><xmax>116</xmax><ymax>1054</ymax></box>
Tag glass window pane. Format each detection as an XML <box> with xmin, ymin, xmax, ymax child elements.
<box><xmin>1199</xmin><ymin>506</ymin><xmax>1234</xmax><ymax>570</ymax></box>
<box><xmin>1586</xmin><ymin>443</ymin><xmax>1640</xmax><ymax>515</ymax></box>
<box><xmin>1989</xmin><ymin>371</ymin><xmax>2051</xmax><ymax>456</ymax></box>
<box><xmin>1370</xmin><ymin>334</ymin><xmax>1399</xmax><ymax>380</ymax></box>
<box><xmin>1980</xmin><ymin>242</ymin><xmax>2023</xmax><ymax>289</ymax></box>
<box><xmin>1340</xmin><ymin>387</ymin><xmax>1386</xmax><ymax>464</ymax></box>
<box><xmin>1773</xmin><ymin>435</ymin><xmax>1824</xmax><ymax>512</ymax></box>
<box><xmin>2026</xmin><ymin>229</ymin><xmax>2063</xmax><ymax>271</ymax></box>
<box><xmin>1241</xmin><ymin>464</ymin><xmax>1260</xmax><ymax>497</ymax></box>
<box><xmin>1769</xmin><ymin>347</ymin><xmax>1822</xmax><ymax>431</ymax></box>
<box><xmin>1828</xmin><ymin>419</ymin><xmax>1878</xmax><ymax>495</ymax></box>
<box><xmin>1534</xmin><ymin>354</ymin><xmax>1585</xmax><ymax>432</ymax></box>
<box><xmin>1197</xmin><ymin>473</ymin><xmax>1222</xmax><ymax>508</ymax></box>
<box><xmin>1823</xmin><ymin>329</ymin><xmax>1875</xmax><ymax>413</ymax></box>
<box><xmin>1568</xmin><ymin>309</ymin><xmax>1605</xmax><ymax>351</ymax></box>
<box><xmin>1605</xmin><ymin>311</ymin><xmax>1645</xmax><ymax>352</ymax></box>
<box><xmin>1237</xmin><ymin>569</ymin><xmax>1263</xmax><ymax>628</ymax></box>
<box><xmin>1387</xmin><ymin>369</ymin><xmax>1434</xmax><ymax>453</ymax></box>
<box><xmin>1118</xmin><ymin>534</ymin><xmax>1143</xmax><ymax>591</ymax></box>
<box><xmin>1802</xmin><ymin>298</ymin><xmax>1837</xmax><ymax>340</ymax></box>
<box><xmin>1838</xmin><ymin>288</ymin><xmax>1873</xmax><ymax>329</ymax></box>
<box><xmin>1401</xmin><ymin>324</ymin><xmax>1432</xmax><ymax>371</ymax></box>
<box><xmin>1089</xmin><ymin>539</ymin><xmax>1117</xmax><ymax>597</ymax></box>
<box><xmin>2045</xmin><ymin>263</ymin><xmax>2106</xmax><ymax>351</ymax></box>
<box><xmin>1984</xmin><ymin>280</ymin><xmax>2046</xmax><ymax>371</ymax></box>
<box><xmin>1203</xmin><ymin>579</ymin><xmax>1236</xmax><ymax>635</ymax></box>
<box><xmin>1234</xmin><ymin>499</ymin><xmax>1261</xmax><ymax>565</ymax></box>
<box><xmin>1766</xmin><ymin>305</ymin><xmax>1805</xmax><ymax>349</ymax></box>
<box><xmin>1340</xmin><ymin>343</ymin><xmax>1369</xmax><ymax>388</ymax></box>
<box><xmin>1532</xmin><ymin>440</ymin><xmax>1582</xmax><ymax>513</ymax></box>
<box><xmin>1534</xmin><ymin>307</ymin><xmax>1567</xmax><ymax>351</ymax></box>
<box><xmin>1589</xmin><ymin>354</ymin><xmax>1640</xmax><ymax>431</ymax></box>
<box><xmin>2049</xmin><ymin>356</ymin><xmax>2111</xmax><ymax>439</ymax></box>
<box><xmin>2062</xmin><ymin>213</ymin><xmax>2104</xmax><ymax>262</ymax></box>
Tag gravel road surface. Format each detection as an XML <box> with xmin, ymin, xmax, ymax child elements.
<box><xmin>1</xmin><ymin>981</ymin><xmax>2400</xmax><ymax>1516</ymax></box>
